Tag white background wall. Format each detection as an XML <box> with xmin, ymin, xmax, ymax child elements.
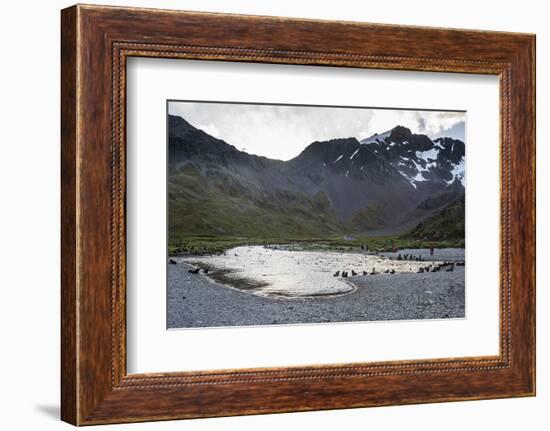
<box><xmin>0</xmin><ymin>0</ymin><xmax>546</xmax><ymax>429</ymax></box>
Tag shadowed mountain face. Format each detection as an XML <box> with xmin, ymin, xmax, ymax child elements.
<box><xmin>168</xmin><ymin>114</ymin><xmax>465</xmax><ymax>239</ymax></box>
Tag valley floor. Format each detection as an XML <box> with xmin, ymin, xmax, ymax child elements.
<box><xmin>167</xmin><ymin>261</ymin><xmax>465</xmax><ymax>329</ymax></box>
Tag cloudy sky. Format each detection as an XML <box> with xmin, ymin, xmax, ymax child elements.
<box><xmin>168</xmin><ymin>101</ymin><xmax>465</xmax><ymax>161</ymax></box>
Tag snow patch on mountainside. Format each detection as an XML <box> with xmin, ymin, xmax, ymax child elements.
<box><xmin>399</xmin><ymin>171</ymin><xmax>419</xmax><ymax>189</ymax></box>
<box><xmin>360</xmin><ymin>130</ymin><xmax>391</xmax><ymax>145</ymax></box>
<box><xmin>398</xmin><ymin>157</ymin><xmax>432</xmax><ymax>190</ymax></box>
<box><xmin>447</xmin><ymin>157</ymin><xmax>465</xmax><ymax>185</ymax></box>
<box><xmin>412</xmin><ymin>172</ymin><xmax>428</xmax><ymax>182</ymax></box>
<box><xmin>416</xmin><ymin>148</ymin><xmax>439</xmax><ymax>163</ymax></box>
<box><xmin>410</xmin><ymin>159</ymin><xmax>428</xmax><ymax>174</ymax></box>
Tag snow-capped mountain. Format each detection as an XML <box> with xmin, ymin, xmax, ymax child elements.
<box><xmin>168</xmin><ymin>115</ymin><xmax>465</xmax><ymax>237</ymax></box>
<box><xmin>359</xmin><ymin>126</ymin><xmax>465</xmax><ymax>188</ymax></box>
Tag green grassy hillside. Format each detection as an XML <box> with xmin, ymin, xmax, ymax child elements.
<box><xmin>168</xmin><ymin>164</ymin><xmax>347</xmax><ymax>245</ymax></box>
<box><xmin>406</xmin><ymin>198</ymin><xmax>465</xmax><ymax>242</ymax></box>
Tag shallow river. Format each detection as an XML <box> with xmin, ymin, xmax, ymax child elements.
<box><xmin>180</xmin><ymin>245</ymin><xmax>450</xmax><ymax>299</ymax></box>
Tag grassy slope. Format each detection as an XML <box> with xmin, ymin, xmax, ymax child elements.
<box><xmin>168</xmin><ymin>164</ymin><xmax>346</xmax><ymax>244</ymax></box>
<box><xmin>349</xmin><ymin>204</ymin><xmax>387</xmax><ymax>230</ymax></box>
<box><xmin>406</xmin><ymin>198</ymin><xmax>465</xmax><ymax>242</ymax></box>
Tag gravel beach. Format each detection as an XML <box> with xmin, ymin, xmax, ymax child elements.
<box><xmin>167</xmin><ymin>255</ymin><xmax>465</xmax><ymax>329</ymax></box>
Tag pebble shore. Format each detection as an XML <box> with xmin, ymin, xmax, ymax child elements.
<box><xmin>167</xmin><ymin>261</ymin><xmax>465</xmax><ymax>329</ymax></box>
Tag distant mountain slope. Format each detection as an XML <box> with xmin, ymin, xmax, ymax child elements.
<box><xmin>168</xmin><ymin>114</ymin><xmax>465</xmax><ymax>240</ymax></box>
<box><xmin>407</xmin><ymin>197</ymin><xmax>465</xmax><ymax>241</ymax></box>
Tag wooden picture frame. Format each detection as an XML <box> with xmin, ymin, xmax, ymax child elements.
<box><xmin>61</xmin><ymin>4</ymin><xmax>535</xmax><ymax>425</ymax></box>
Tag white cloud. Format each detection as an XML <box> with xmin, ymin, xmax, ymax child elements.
<box><xmin>194</xmin><ymin>123</ymin><xmax>221</xmax><ymax>140</ymax></box>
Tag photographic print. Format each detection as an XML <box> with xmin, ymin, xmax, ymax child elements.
<box><xmin>167</xmin><ymin>101</ymin><xmax>466</xmax><ymax>329</ymax></box>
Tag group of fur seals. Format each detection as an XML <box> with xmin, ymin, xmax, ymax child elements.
<box><xmin>187</xmin><ymin>267</ymin><xmax>209</xmax><ymax>274</ymax></box>
<box><xmin>417</xmin><ymin>262</ymin><xmax>460</xmax><ymax>273</ymax></box>
<box><xmin>168</xmin><ymin>259</ymin><xmax>210</xmax><ymax>274</ymax></box>
<box><xmin>397</xmin><ymin>253</ymin><xmax>425</xmax><ymax>262</ymax></box>
<box><xmin>333</xmin><ymin>267</ymin><xmax>399</xmax><ymax>277</ymax></box>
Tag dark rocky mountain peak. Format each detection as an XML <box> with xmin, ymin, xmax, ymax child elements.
<box><xmin>168</xmin><ymin>114</ymin><xmax>196</xmax><ymax>139</ymax></box>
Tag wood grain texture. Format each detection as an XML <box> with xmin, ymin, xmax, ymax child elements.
<box><xmin>60</xmin><ymin>5</ymin><xmax>78</xmax><ymax>425</ymax></box>
<box><xmin>60</xmin><ymin>4</ymin><xmax>536</xmax><ymax>425</ymax></box>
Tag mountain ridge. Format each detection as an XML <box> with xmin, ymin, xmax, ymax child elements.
<box><xmin>167</xmin><ymin>114</ymin><xmax>465</xmax><ymax>240</ymax></box>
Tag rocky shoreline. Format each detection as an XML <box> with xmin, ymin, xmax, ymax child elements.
<box><xmin>167</xmin><ymin>260</ymin><xmax>465</xmax><ymax>329</ymax></box>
